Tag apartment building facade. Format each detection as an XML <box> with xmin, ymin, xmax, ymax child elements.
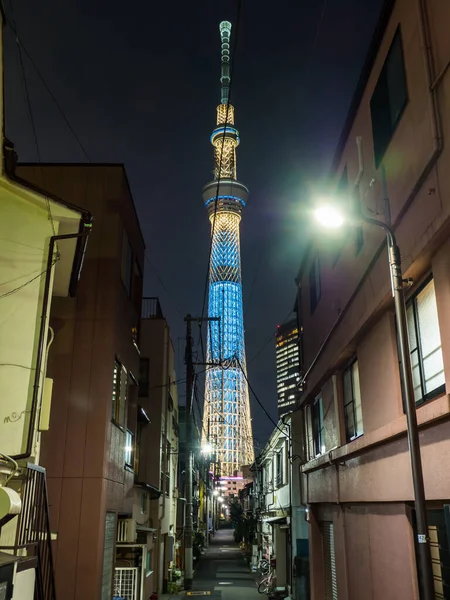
<box><xmin>136</xmin><ymin>297</ymin><xmax>179</xmax><ymax>596</ymax></box>
<box><xmin>294</xmin><ymin>0</ymin><xmax>450</xmax><ymax>598</ymax></box>
<box><xmin>15</xmin><ymin>163</ymin><xmax>145</xmax><ymax>600</ymax></box>
<box><xmin>276</xmin><ymin>320</ymin><xmax>301</xmax><ymax>418</ymax></box>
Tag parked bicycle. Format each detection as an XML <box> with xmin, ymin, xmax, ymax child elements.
<box><xmin>258</xmin><ymin>566</ymin><xmax>275</xmax><ymax>595</ymax></box>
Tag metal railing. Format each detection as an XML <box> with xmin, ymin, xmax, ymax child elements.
<box><xmin>0</xmin><ymin>464</ymin><xmax>56</xmax><ymax>600</ymax></box>
<box><xmin>142</xmin><ymin>297</ymin><xmax>163</xmax><ymax>320</ymax></box>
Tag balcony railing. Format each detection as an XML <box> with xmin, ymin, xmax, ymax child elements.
<box><xmin>0</xmin><ymin>464</ymin><xmax>56</xmax><ymax>600</ymax></box>
<box><xmin>142</xmin><ymin>297</ymin><xmax>163</xmax><ymax>320</ymax></box>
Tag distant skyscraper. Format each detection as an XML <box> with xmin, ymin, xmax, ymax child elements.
<box><xmin>202</xmin><ymin>21</ymin><xmax>254</xmax><ymax>477</ymax></box>
<box><xmin>276</xmin><ymin>320</ymin><xmax>301</xmax><ymax>417</ymax></box>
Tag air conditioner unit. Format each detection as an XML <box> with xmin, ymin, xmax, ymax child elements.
<box><xmin>117</xmin><ymin>519</ymin><xmax>136</xmax><ymax>543</ymax></box>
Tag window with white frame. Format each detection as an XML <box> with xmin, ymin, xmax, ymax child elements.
<box><xmin>275</xmin><ymin>448</ymin><xmax>284</xmax><ymax>488</ymax></box>
<box><xmin>406</xmin><ymin>277</ymin><xmax>445</xmax><ymax>405</ymax></box>
<box><xmin>343</xmin><ymin>360</ymin><xmax>363</xmax><ymax>442</ymax></box>
<box><xmin>124</xmin><ymin>430</ymin><xmax>133</xmax><ymax>468</ymax></box>
<box><xmin>312</xmin><ymin>395</ymin><xmax>325</xmax><ymax>456</ymax></box>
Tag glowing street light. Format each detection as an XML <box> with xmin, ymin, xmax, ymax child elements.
<box><xmin>313</xmin><ymin>195</ymin><xmax>434</xmax><ymax>597</ymax></box>
<box><xmin>213</xmin><ymin>490</ymin><xmax>219</xmax><ymax>497</ymax></box>
<box><xmin>314</xmin><ymin>204</ymin><xmax>345</xmax><ymax>229</ymax></box>
<box><xmin>201</xmin><ymin>442</ymin><xmax>212</xmax><ymax>454</ymax></box>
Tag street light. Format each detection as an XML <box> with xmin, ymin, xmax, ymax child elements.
<box><xmin>201</xmin><ymin>442</ymin><xmax>212</xmax><ymax>454</ymax></box>
<box><xmin>213</xmin><ymin>489</ymin><xmax>219</xmax><ymax>497</ymax></box>
<box><xmin>314</xmin><ymin>202</ymin><xmax>434</xmax><ymax>600</ymax></box>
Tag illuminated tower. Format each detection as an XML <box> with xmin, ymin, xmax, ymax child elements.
<box><xmin>202</xmin><ymin>21</ymin><xmax>254</xmax><ymax>477</ymax></box>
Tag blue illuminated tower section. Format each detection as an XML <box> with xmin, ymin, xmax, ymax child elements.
<box><xmin>202</xmin><ymin>21</ymin><xmax>254</xmax><ymax>477</ymax></box>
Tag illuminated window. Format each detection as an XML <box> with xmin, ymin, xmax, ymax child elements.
<box><xmin>343</xmin><ymin>360</ymin><xmax>363</xmax><ymax>441</ymax></box>
<box><xmin>112</xmin><ymin>360</ymin><xmax>127</xmax><ymax>428</ymax></box>
<box><xmin>124</xmin><ymin>430</ymin><xmax>134</xmax><ymax>468</ymax></box>
<box><xmin>406</xmin><ymin>277</ymin><xmax>445</xmax><ymax>405</ymax></box>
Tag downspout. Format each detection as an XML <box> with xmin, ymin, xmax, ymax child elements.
<box><xmin>11</xmin><ymin>227</ymin><xmax>92</xmax><ymax>461</ymax></box>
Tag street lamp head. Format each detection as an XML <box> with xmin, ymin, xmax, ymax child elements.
<box><xmin>213</xmin><ymin>489</ymin><xmax>219</xmax><ymax>496</ymax></box>
<box><xmin>201</xmin><ymin>442</ymin><xmax>212</xmax><ymax>454</ymax></box>
<box><xmin>314</xmin><ymin>204</ymin><xmax>345</xmax><ymax>229</ymax></box>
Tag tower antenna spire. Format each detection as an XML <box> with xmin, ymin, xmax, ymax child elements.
<box><xmin>219</xmin><ymin>21</ymin><xmax>232</xmax><ymax>104</ymax></box>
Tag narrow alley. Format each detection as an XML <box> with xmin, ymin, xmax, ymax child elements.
<box><xmin>165</xmin><ymin>528</ymin><xmax>265</xmax><ymax>600</ymax></box>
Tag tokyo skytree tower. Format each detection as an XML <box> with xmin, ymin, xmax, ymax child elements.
<box><xmin>202</xmin><ymin>21</ymin><xmax>254</xmax><ymax>477</ymax></box>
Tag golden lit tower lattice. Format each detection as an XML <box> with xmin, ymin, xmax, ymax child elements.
<box><xmin>202</xmin><ymin>21</ymin><xmax>255</xmax><ymax>476</ymax></box>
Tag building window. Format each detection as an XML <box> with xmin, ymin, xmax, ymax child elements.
<box><xmin>312</xmin><ymin>395</ymin><xmax>324</xmax><ymax>456</ymax></box>
<box><xmin>406</xmin><ymin>277</ymin><xmax>445</xmax><ymax>404</ymax></box>
<box><xmin>166</xmin><ymin>440</ymin><xmax>171</xmax><ymax>496</ymax></box>
<box><xmin>370</xmin><ymin>27</ymin><xmax>407</xmax><ymax>167</ymax></box>
<box><xmin>138</xmin><ymin>358</ymin><xmax>150</xmax><ymax>397</ymax></box>
<box><xmin>343</xmin><ymin>360</ymin><xmax>363</xmax><ymax>441</ymax></box>
<box><xmin>146</xmin><ymin>548</ymin><xmax>153</xmax><ymax>577</ymax></box>
<box><xmin>309</xmin><ymin>255</ymin><xmax>321</xmax><ymax>314</ymax></box>
<box><xmin>121</xmin><ymin>229</ymin><xmax>133</xmax><ymax>296</ymax></box>
<box><xmin>275</xmin><ymin>449</ymin><xmax>284</xmax><ymax>488</ymax></box>
<box><xmin>112</xmin><ymin>359</ymin><xmax>127</xmax><ymax>428</ymax></box>
<box><xmin>140</xmin><ymin>492</ymin><xmax>147</xmax><ymax>515</ymax></box>
<box><xmin>124</xmin><ymin>430</ymin><xmax>134</xmax><ymax>468</ymax></box>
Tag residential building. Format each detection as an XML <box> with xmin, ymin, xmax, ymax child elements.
<box><xmin>0</xmin><ymin>145</ymin><xmax>91</xmax><ymax>600</ymax></box>
<box><xmin>137</xmin><ymin>297</ymin><xmax>179</xmax><ymax>596</ymax></box>
<box><xmin>256</xmin><ymin>419</ymin><xmax>292</xmax><ymax>596</ymax></box>
<box><xmin>276</xmin><ymin>320</ymin><xmax>301</xmax><ymax>418</ymax></box>
<box><xmin>294</xmin><ymin>0</ymin><xmax>450</xmax><ymax>598</ymax></box>
<box><xmin>14</xmin><ymin>163</ymin><xmax>145</xmax><ymax>600</ymax></box>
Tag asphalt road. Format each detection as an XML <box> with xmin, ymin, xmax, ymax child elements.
<box><xmin>186</xmin><ymin>528</ymin><xmax>266</xmax><ymax>600</ymax></box>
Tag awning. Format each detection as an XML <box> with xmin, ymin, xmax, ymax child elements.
<box><xmin>263</xmin><ymin>516</ymin><xmax>287</xmax><ymax>526</ymax></box>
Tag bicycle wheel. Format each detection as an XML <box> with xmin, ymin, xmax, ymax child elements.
<box><xmin>258</xmin><ymin>580</ymin><xmax>269</xmax><ymax>594</ymax></box>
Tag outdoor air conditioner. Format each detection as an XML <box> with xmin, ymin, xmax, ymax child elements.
<box><xmin>117</xmin><ymin>519</ymin><xmax>136</xmax><ymax>543</ymax></box>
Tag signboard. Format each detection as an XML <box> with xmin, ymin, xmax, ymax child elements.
<box><xmin>186</xmin><ymin>593</ymin><xmax>211</xmax><ymax>596</ymax></box>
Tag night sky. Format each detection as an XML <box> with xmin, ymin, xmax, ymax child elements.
<box><xmin>5</xmin><ymin>0</ymin><xmax>383</xmax><ymax>449</ymax></box>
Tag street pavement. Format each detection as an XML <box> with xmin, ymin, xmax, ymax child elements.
<box><xmin>161</xmin><ymin>528</ymin><xmax>266</xmax><ymax>600</ymax></box>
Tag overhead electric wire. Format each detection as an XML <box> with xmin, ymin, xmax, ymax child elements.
<box><xmin>144</xmin><ymin>253</ymin><xmax>184</xmax><ymax>319</ymax></box>
<box><xmin>247</xmin><ymin>309</ymin><xmax>293</xmax><ymax>366</ymax></box>
<box><xmin>0</xmin><ymin>258</ymin><xmax>58</xmax><ymax>300</ymax></box>
<box><xmin>7</xmin><ymin>1</ymin><xmax>56</xmax><ymax>236</ymax></box>
<box><xmin>4</xmin><ymin>9</ymin><xmax>91</xmax><ymax>163</ymax></box>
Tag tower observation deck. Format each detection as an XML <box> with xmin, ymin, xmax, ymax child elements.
<box><xmin>202</xmin><ymin>21</ymin><xmax>254</xmax><ymax>477</ymax></box>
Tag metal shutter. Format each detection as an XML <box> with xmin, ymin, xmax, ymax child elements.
<box><xmin>321</xmin><ymin>521</ymin><xmax>338</xmax><ymax>600</ymax></box>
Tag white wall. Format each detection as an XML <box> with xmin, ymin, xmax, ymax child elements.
<box><xmin>12</xmin><ymin>567</ymin><xmax>35</xmax><ymax>600</ymax></box>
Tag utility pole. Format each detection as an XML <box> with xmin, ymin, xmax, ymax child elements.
<box><xmin>184</xmin><ymin>315</ymin><xmax>220</xmax><ymax>590</ymax></box>
<box><xmin>184</xmin><ymin>314</ymin><xmax>194</xmax><ymax>590</ymax></box>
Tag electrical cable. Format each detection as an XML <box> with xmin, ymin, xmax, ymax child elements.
<box><xmin>247</xmin><ymin>309</ymin><xmax>293</xmax><ymax>366</ymax></box>
<box><xmin>144</xmin><ymin>253</ymin><xmax>184</xmax><ymax>319</ymax></box>
<box><xmin>4</xmin><ymin>10</ymin><xmax>91</xmax><ymax>163</ymax></box>
<box><xmin>0</xmin><ymin>258</ymin><xmax>59</xmax><ymax>300</ymax></box>
<box><xmin>7</xmin><ymin>0</ymin><xmax>56</xmax><ymax>236</ymax></box>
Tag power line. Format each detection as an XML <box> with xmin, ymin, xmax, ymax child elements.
<box><xmin>144</xmin><ymin>253</ymin><xmax>184</xmax><ymax>319</ymax></box>
<box><xmin>0</xmin><ymin>258</ymin><xmax>58</xmax><ymax>300</ymax></box>
<box><xmin>247</xmin><ymin>309</ymin><xmax>293</xmax><ymax>366</ymax></box>
<box><xmin>4</xmin><ymin>11</ymin><xmax>91</xmax><ymax>163</ymax></box>
<box><xmin>7</xmin><ymin>1</ymin><xmax>56</xmax><ymax>236</ymax></box>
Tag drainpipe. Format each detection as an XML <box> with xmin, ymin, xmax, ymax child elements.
<box><xmin>12</xmin><ymin>226</ymin><xmax>92</xmax><ymax>461</ymax></box>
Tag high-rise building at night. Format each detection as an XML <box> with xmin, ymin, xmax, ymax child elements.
<box><xmin>276</xmin><ymin>320</ymin><xmax>301</xmax><ymax>418</ymax></box>
<box><xmin>202</xmin><ymin>21</ymin><xmax>254</xmax><ymax>477</ymax></box>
